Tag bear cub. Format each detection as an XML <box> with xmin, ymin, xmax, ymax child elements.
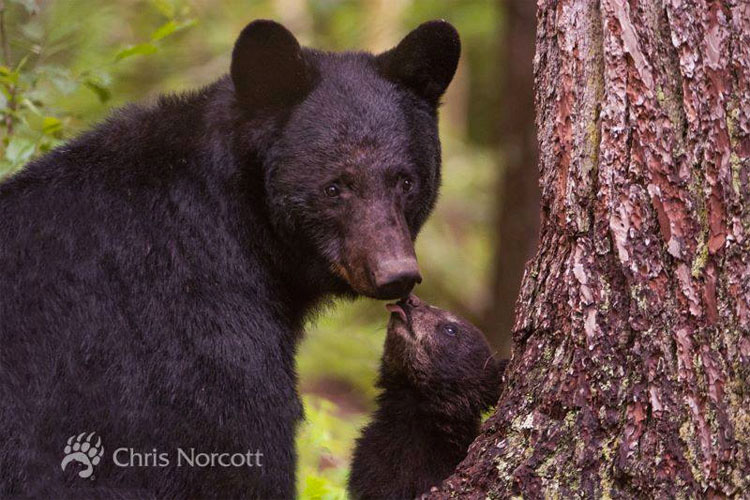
<box><xmin>349</xmin><ymin>295</ymin><xmax>507</xmax><ymax>499</ymax></box>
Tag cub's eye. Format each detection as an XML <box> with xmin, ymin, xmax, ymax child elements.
<box><xmin>442</xmin><ymin>324</ymin><xmax>458</xmax><ymax>336</ymax></box>
<box><xmin>324</xmin><ymin>184</ymin><xmax>341</xmax><ymax>198</ymax></box>
<box><xmin>400</xmin><ymin>177</ymin><xmax>414</xmax><ymax>193</ymax></box>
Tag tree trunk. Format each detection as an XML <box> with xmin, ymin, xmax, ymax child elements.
<box><xmin>430</xmin><ymin>0</ymin><xmax>750</xmax><ymax>498</ymax></box>
<box><xmin>484</xmin><ymin>0</ymin><xmax>540</xmax><ymax>356</ymax></box>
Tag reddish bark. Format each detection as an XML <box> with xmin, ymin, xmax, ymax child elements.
<box><xmin>429</xmin><ymin>0</ymin><xmax>750</xmax><ymax>497</ymax></box>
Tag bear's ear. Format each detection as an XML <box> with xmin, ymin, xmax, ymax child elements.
<box><xmin>376</xmin><ymin>20</ymin><xmax>460</xmax><ymax>106</ymax></box>
<box><xmin>231</xmin><ymin>20</ymin><xmax>312</xmax><ymax>110</ymax></box>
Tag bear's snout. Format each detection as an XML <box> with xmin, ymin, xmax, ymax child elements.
<box><xmin>370</xmin><ymin>257</ymin><xmax>422</xmax><ymax>299</ymax></box>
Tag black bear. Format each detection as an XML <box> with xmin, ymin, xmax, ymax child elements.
<box><xmin>348</xmin><ymin>295</ymin><xmax>505</xmax><ymax>499</ymax></box>
<box><xmin>0</xmin><ymin>20</ymin><xmax>460</xmax><ymax>498</ymax></box>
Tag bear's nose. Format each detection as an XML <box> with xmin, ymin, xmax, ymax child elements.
<box><xmin>371</xmin><ymin>258</ymin><xmax>422</xmax><ymax>300</ymax></box>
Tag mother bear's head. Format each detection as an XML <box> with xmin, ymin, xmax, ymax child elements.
<box><xmin>230</xmin><ymin>20</ymin><xmax>460</xmax><ymax>300</ymax></box>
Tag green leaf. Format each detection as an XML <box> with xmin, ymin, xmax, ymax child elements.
<box><xmin>114</xmin><ymin>42</ymin><xmax>158</xmax><ymax>62</ymax></box>
<box><xmin>83</xmin><ymin>79</ymin><xmax>111</xmax><ymax>103</ymax></box>
<box><xmin>41</xmin><ymin>116</ymin><xmax>63</xmax><ymax>137</ymax></box>
<box><xmin>38</xmin><ymin>65</ymin><xmax>79</xmax><ymax>95</ymax></box>
<box><xmin>21</xmin><ymin>97</ymin><xmax>41</xmax><ymax>115</ymax></box>
<box><xmin>14</xmin><ymin>55</ymin><xmax>29</xmax><ymax>72</ymax></box>
<box><xmin>38</xmin><ymin>137</ymin><xmax>62</xmax><ymax>154</ymax></box>
<box><xmin>150</xmin><ymin>0</ymin><xmax>175</xmax><ymax>18</ymax></box>
<box><xmin>4</xmin><ymin>137</ymin><xmax>36</xmax><ymax>168</ymax></box>
<box><xmin>300</xmin><ymin>474</ymin><xmax>347</xmax><ymax>500</ymax></box>
<box><xmin>150</xmin><ymin>19</ymin><xmax>196</xmax><ymax>41</ymax></box>
<box><xmin>150</xmin><ymin>20</ymin><xmax>178</xmax><ymax>41</ymax></box>
<box><xmin>300</xmin><ymin>475</ymin><xmax>328</xmax><ymax>500</ymax></box>
<box><xmin>0</xmin><ymin>66</ymin><xmax>19</xmax><ymax>86</ymax></box>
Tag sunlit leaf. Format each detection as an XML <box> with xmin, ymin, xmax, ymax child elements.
<box><xmin>300</xmin><ymin>474</ymin><xmax>346</xmax><ymax>500</ymax></box>
<box><xmin>83</xmin><ymin>79</ymin><xmax>111</xmax><ymax>103</ymax></box>
<box><xmin>14</xmin><ymin>55</ymin><xmax>29</xmax><ymax>72</ymax></box>
<box><xmin>151</xmin><ymin>20</ymin><xmax>178</xmax><ymax>41</ymax></box>
<box><xmin>41</xmin><ymin>116</ymin><xmax>63</xmax><ymax>137</ymax></box>
<box><xmin>301</xmin><ymin>475</ymin><xmax>327</xmax><ymax>499</ymax></box>
<box><xmin>4</xmin><ymin>137</ymin><xmax>36</xmax><ymax>167</ymax></box>
<box><xmin>150</xmin><ymin>0</ymin><xmax>175</xmax><ymax>18</ymax></box>
<box><xmin>21</xmin><ymin>97</ymin><xmax>42</xmax><ymax>115</ymax></box>
<box><xmin>79</xmin><ymin>69</ymin><xmax>113</xmax><ymax>87</ymax></box>
<box><xmin>38</xmin><ymin>65</ymin><xmax>78</xmax><ymax>95</ymax></box>
<box><xmin>150</xmin><ymin>19</ymin><xmax>196</xmax><ymax>41</ymax></box>
<box><xmin>114</xmin><ymin>42</ymin><xmax>158</xmax><ymax>62</ymax></box>
<box><xmin>0</xmin><ymin>66</ymin><xmax>19</xmax><ymax>86</ymax></box>
<box><xmin>38</xmin><ymin>137</ymin><xmax>63</xmax><ymax>154</ymax></box>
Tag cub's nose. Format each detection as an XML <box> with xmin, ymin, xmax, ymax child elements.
<box><xmin>371</xmin><ymin>258</ymin><xmax>422</xmax><ymax>300</ymax></box>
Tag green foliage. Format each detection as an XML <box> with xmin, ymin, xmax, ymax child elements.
<box><xmin>0</xmin><ymin>0</ymin><xmax>195</xmax><ymax>179</ymax></box>
<box><xmin>115</xmin><ymin>12</ymin><xmax>197</xmax><ymax>62</ymax></box>
<box><xmin>297</xmin><ymin>396</ymin><xmax>366</xmax><ymax>499</ymax></box>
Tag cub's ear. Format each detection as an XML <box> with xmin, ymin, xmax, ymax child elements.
<box><xmin>231</xmin><ymin>20</ymin><xmax>312</xmax><ymax>110</ymax></box>
<box><xmin>376</xmin><ymin>20</ymin><xmax>460</xmax><ymax>106</ymax></box>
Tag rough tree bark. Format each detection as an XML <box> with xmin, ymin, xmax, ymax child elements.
<box><xmin>484</xmin><ymin>0</ymin><xmax>540</xmax><ymax>356</ymax></box>
<box><xmin>430</xmin><ymin>0</ymin><xmax>750</xmax><ymax>498</ymax></box>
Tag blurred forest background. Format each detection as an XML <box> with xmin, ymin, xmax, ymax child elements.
<box><xmin>0</xmin><ymin>0</ymin><xmax>537</xmax><ymax>497</ymax></box>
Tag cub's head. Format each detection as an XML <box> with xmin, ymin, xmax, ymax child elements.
<box><xmin>230</xmin><ymin>20</ymin><xmax>460</xmax><ymax>299</ymax></box>
<box><xmin>383</xmin><ymin>295</ymin><xmax>503</xmax><ymax>412</ymax></box>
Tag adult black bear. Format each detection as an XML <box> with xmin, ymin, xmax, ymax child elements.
<box><xmin>0</xmin><ymin>20</ymin><xmax>459</xmax><ymax>498</ymax></box>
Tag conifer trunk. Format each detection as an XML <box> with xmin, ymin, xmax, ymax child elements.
<box><xmin>430</xmin><ymin>1</ymin><xmax>750</xmax><ymax>497</ymax></box>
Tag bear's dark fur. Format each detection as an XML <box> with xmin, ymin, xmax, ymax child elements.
<box><xmin>0</xmin><ymin>20</ymin><xmax>459</xmax><ymax>498</ymax></box>
<box><xmin>348</xmin><ymin>295</ymin><xmax>505</xmax><ymax>500</ymax></box>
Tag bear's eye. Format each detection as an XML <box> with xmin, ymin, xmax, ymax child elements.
<box><xmin>442</xmin><ymin>324</ymin><xmax>458</xmax><ymax>336</ymax></box>
<box><xmin>400</xmin><ymin>177</ymin><xmax>414</xmax><ymax>193</ymax></box>
<box><xmin>324</xmin><ymin>184</ymin><xmax>341</xmax><ymax>198</ymax></box>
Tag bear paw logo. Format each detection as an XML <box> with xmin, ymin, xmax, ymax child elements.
<box><xmin>61</xmin><ymin>432</ymin><xmax>104</xmax><ymax>479</ymax></box>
